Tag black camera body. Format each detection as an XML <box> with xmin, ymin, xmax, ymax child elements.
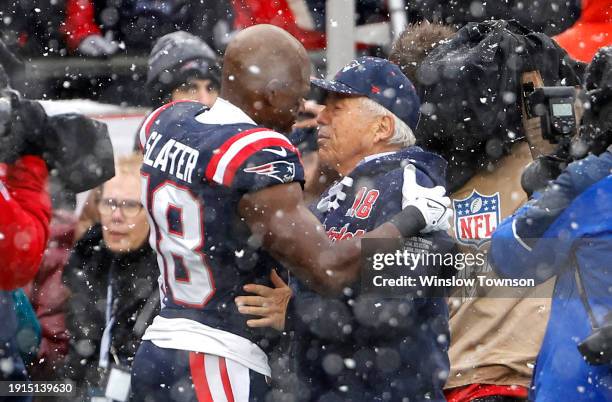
<box><xmin>578</xmin><ymin>315</ymin><xmax>612</xmax><ymax>366</ymax></box>
<box><xmin>522</xmin><ymin>84</ymin><xmax>577</xmax><ymax>143</ymax></box>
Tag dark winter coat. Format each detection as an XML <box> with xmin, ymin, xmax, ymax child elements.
<box><xmin>23</xmin><ymin>210</ymin><xmax>74</xmax><ymax>382</ymax></box>
<box><xmin>62</xmin><ymin>224</ymin><xmax>159</xmax><ymax>396</ymax></box>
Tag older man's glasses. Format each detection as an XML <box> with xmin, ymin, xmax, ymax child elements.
<box><xmin>98</xmin><ymin>198</ymin><xmax>143</xmax><ymax>218</ymax></box>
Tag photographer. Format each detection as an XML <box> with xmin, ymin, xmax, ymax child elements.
<box><xmin>390</xmin><ymin>20</ymin><xmax>583</xmax><ymax>402</ymax></box>
<box><xmin>0</xmin><ymin>39</ymin><xmax>114</xmax><ymax>400</ymax></box>
<box><xmin>0</xmin><ymin>102</ymin><xmax>52</xmax><ymax>402</ymax></box>
<box><xmin>490</xmin><ymin>47</ymin><xmax>612</xmax><ymax>401</ymax></box>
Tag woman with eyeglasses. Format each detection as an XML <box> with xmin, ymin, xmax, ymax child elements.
<box><xmin>62</xmin><ymin>153</ymin><xmax>159</xmax><ymax>401</ymax></box>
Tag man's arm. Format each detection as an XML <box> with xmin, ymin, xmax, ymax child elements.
<box><xmin>0</xmin><ymin>156</ymin><xmax>52</xmax><ymax>290</ymax></box>
<box><xmin>239</xmin><ymin>182</ymin><xmax>448</xmax><ymax>295</ymax></box>
<box><xmin>490</xmin><ymin>153</ymin><xmax>611</xmax><ymax>282</ymax></box>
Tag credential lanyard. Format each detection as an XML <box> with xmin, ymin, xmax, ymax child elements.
<box><xmin>99</xmin><ymin>270</ymin><xmax>116</xmax><ymax>369</ymax></box>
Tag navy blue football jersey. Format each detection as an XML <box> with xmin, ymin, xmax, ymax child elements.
<box><xmin>139</xmin><ymin>99</ymin><xmax>304</xmax><ymax>344</ymax></box>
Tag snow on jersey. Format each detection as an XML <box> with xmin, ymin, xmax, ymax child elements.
<box><xmin>290</xmin><ymin>148</ymin><xmax>455</xmax><ymax>398</ymax></box>
<box><xmin>139</xmin><ymin>99</ymin><xmax>304</xmax><ymax>374</ymax></box>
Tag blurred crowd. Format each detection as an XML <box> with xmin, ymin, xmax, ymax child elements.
<box><xmin>0</xmin><ymin>1</ymin><xmax>611</xmax><ymax>402</ymax></box>
<box><xmin>0</xmin><ymin>0</ymin><xmax>594</xmax><ymax>105</ymax></box>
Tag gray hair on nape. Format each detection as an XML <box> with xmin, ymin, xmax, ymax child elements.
<box><xmin>359</xmin><ymin>97</ymin><xmax>416</xmax><ymax>147</ymax></box>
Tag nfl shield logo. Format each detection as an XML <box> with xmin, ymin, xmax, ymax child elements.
<box><xmin>453</xmin><ymin>190</ymin><xmax>501</xmax><ymax>248</ymax></box>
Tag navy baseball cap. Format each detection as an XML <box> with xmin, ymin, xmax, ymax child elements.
<box><xmin>311</xmin><ymin>56</ymin><xmax>421</xmax><ymax>131</ymax></box>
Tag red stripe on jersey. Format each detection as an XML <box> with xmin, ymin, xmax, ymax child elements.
<box><xmin>219</xmin><ymin>357</ymin><xmax>235</xmax><ymax>402</ymax></box>
<box><xmin>222</xmin><ymin>138</ymin><xmax>300</xmax><ymax>186</ymax></box>
<box><xmin>189</xmin><ymin>352</ymin><xmax>213</xmax><ymax>402</ymax></box>
<box><xmin>204</xmin><ymin>127</ymin><xmax>269</xmax><ymax>182</ymax></box>
<box><xmin>144</xmin><ymin>100</ymin><xmax>199</xmax><ymax>140</ymax></box>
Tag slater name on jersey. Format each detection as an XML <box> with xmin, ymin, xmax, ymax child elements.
<box><xmin>143</xmin><ymin>131</ymin><xmax>199</xmax><ymax>184</ymax></box>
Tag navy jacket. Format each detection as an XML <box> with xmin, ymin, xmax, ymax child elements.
<box><xmin>289</xmin><ymin>147</ymin><xmax>454</xmax><ymax>402</ymax></box>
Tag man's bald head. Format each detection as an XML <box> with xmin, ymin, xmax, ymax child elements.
<box><xmin>221</xmin><ymin>25</ymin><xmax>311</xmax><ymax>133</ymax></box>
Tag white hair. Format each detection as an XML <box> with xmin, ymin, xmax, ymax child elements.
<box><xmin>360</xmin><ymin>97</ymin><xmax>416</xmax><ymax>147</ymax></box>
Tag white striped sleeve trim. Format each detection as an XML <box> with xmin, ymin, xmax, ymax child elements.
<box><xmin>138</xmin><ymin>111</ymin><xmax>159</xmax><ymax>150</ymax></box>
<box><xmin>512</xmin><ymin>218</ymin><xmax>533</xmax><ymax>252</ymax></box>
<box><xmin>211</xmin><ymin>130</ymin><xmax>293</xmax><ymax>185</ymax></box>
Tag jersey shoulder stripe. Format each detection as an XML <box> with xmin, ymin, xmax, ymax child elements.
<box><xmin>138</xmin><ymin>100</ymin><xmax>201</xmax><ymax>149</ymax></box>
<box><xmin>204</xmin><ymin>127</ymin><xmax>269</xmax><ymax>181</ymax></box>
<box><xmin>205</xmin><ymin>129</ymin><xmax>301</xmax><ymax>186</ymax></box>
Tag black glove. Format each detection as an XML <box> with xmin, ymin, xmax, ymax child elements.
<box><xmin>0</xmin><ymin>92</ymin><xmax>50</xmax><ymax>164</ymax></box>
<box><xmin>520</xmin><ymin>155</ymin><xmax>566</xmax><ymax>197</ymax></box>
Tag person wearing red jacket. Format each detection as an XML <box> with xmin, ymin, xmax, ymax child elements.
<box><xmin>554</xmin><ymin>0</ymin><xmax>612</xmax><ymax>63</ymax></box>
<box><xmin>0</xmin><ymin>150</ymin><xmax>51</xmax><ymax>402</ymax></box>
<box><xmin>0</xmin><ymin>156</ymin><xmax>51</xmax><ymax>290</ymax></box>
<box><xmin>0</xmin><ymin>38</ymin><xmax>115</xmax><ymax>400</ymax></box>
<box><xmin>0</xmin><ymin>163</ymin><xmax>47</xmax><ymax>402</ymax></box>
<box><xmin>0</xmin><ymin>105</ymin><xmax>114</xmax><ymax>401</ymax></box>
<box><xmin>61</xmin><ymin>0</ymin><xmax>118</xmax><ymax>57</ymax></box>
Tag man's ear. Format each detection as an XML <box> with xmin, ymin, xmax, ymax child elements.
<box><xmin>374</xmin><ymin>114</ymin><xmax>395</xmax><ymax>143</ymax></box>
<box><xmin>264</xmin><ymin>79</ymin><xmax>287</xmax><ymax>109</ymax></box>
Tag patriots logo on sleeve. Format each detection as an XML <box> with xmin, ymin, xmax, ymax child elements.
<box><xmin>243</xmin><ymin>161</ymin><xmax>296</xmax><ymax>183</ymax></box>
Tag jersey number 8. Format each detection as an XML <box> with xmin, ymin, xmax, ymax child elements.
<box><xmin>142</xmin><ymin>176</ymin><xmax>215</xmax><ymax>307</ymax></box>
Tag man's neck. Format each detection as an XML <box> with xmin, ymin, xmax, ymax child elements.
<box><xmin>336</xmin><ymin>145</ymin><xmax>401</xmax><ymax>176</ymax></box>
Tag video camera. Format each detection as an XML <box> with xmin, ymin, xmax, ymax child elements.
<box><xmin>522</xmin><ymin>84</ymin><xmax>577</xmax><ymax>144</ymax></box>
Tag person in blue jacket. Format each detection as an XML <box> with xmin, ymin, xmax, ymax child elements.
<box><xmin>489</xmin><ymin>47</ymin><xmax>612</xmax><ymax>401</ymax></box>
<box><xmin>490</xmin><ymin>146</ymin><xmax>612</xmax><ymax>401</ymax></box>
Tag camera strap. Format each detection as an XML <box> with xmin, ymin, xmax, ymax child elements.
<box><xmin>572</xmin><ymin>251</ymin><xmax>602</xmax><ymax>331</ymax></box>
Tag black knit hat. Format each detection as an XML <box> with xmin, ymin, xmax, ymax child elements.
<box><xmin>146</xmin><ymin>31</ymin><xmax>221</xmax><ymax>107</ymax></box>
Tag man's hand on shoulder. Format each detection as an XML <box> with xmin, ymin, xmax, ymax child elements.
<box><xmin>401</xmin><ymin>164</ymin><xmax>453</xmax><ymax>233</ymax></box>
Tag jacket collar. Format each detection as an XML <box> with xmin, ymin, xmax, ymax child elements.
<box><xmin>195</xmin><ymin>98</ymin><xmax>257</xmax><ymax>126</ymax></box>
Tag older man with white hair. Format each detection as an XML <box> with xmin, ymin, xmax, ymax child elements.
<box><xmin>238</xmin><ymin>57</ymin><xmax>454</xmax><ymax>401</ymax></box>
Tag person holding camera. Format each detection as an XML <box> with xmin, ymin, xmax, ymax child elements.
<box><xmin>489</xmin><ymin>47</ymin><xmax>612</xmax><ymax>401</ymax></box>
<box><xmin>0</xmin><ymin>37</ymin><xmax>114</xmax><ymax>401</ymax></box>
<box><xmin>0</xmin><ymin>45</ymin><xmax>114</xmax><ymax>402</ymax></box>
<box><xmin>0</xmin><ymin>94</ymin><xmax>53</xmax><ymax>402</ymax></box>
<box><xmin>389</xmin><ymin>21</ymin><xmax>583</xmax><ymax>402</ymax></box>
